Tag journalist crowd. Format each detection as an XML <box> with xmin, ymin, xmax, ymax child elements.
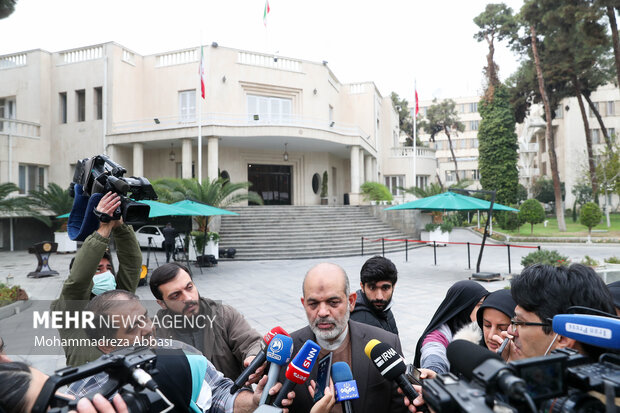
<box><xmin>1</xmin><ymin>191</ymin><xmax>620</xmax><ymax>413</ymax></box>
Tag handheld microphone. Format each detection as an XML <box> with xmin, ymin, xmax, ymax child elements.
<box><xmin>259</xmin><ymin>334</ymin><xmax>294</xmax><ymax>405</ymax></box>
<box><xmin>447</xmin><ymin>339</ymin><xmax>528</xmax><ymax>401</ymax></box>
<box><xmin>272</xmin><ymin>339</ymin><xmax>321</xmax><ymax>408</ymax></box>
<box><xmin>230</xmin><ymin>326</ymin><xmax>289</xmax><ymax>394</ymax></box>
<box><xmin>364</xmin><ymin>339</ymin><xmax>428</xmax><ymax>412</ymax></box>
<box><xmin>331</xmin><ymin>362</ymin><xmax>359</xmax><ymax>413</ymax></box>
<box><xmin>552</xmin><ymin>314</ymin><xmax>620</xmax><ymax>350</ymax></box>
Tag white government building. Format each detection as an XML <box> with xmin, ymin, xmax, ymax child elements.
<box><xmin>1</xmin><ymin>41</ymin><xmax>618</xmax><ymax>249</ymax></box>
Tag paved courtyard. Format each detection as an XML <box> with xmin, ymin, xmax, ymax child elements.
<box><xmin>1</xmin><ymin>228</ymin><xmax>619</xmax><ymax>375</ymax></box>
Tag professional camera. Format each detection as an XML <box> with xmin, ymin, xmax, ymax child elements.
<box><xmin>422</xmin><ymin>340</ymin><xmax>620</xmax><ymax>413</ymax></box>
<box><xmin>71</xmin><ymin>154</ymin><xmax>157</xmax><ymax>224</ymax></box>
<box><xmin>32</xmin><ymin>346</ymin><xmax>173</xmax><ymax>413</ymax></box>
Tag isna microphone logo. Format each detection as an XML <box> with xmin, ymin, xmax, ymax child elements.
<box><xmin>271</xmin><ymin>337</ymin><xmax>284</xmax><ymax>352</ymax></box>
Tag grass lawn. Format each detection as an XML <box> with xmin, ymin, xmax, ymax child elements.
<box><xmin>500</xmin><ymin>213</ymin><xmax>620</xmax><ymax>238</ymax></box>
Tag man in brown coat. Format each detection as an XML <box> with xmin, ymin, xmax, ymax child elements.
<box><xmin>150</xmin><ymin>262</ymin><xmax>263</xmax><ymax>380</ymax></box>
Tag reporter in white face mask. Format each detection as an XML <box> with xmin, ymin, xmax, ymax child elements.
<box><xmin>50</xmin><ymin>192</ymin><xmax>142</xmax><ymax>367</ymax></box>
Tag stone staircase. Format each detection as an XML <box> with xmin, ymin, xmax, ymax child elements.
<box><xmin>218</xmin><ymin>205</ymin><xmax>413</xmax><ymax>260</ymax></box>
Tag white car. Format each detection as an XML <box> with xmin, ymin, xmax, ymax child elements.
<box><xmin>135</xmin><ymin>225</ymin><xmax>184</xmax><ymax>249</ymax></box>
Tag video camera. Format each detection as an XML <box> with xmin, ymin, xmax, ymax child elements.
<box><xmin>32</xmin><ymin>346</ymin><xmax>173</xmax><ymax>413</ymax></box>
<box><xmin>71</xmin><ymin>154</ymin><xmax>157</xmax><ymax>225</ymax></box>
<box><xmin>422</xmin><ymin>313</ymin><xmax>620</xmax><ymax>413</ymax></box>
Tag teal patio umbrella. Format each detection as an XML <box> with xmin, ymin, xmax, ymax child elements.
<box><xmin>137</xmin><ymin>200</ymin><xmax>194</xmax><ymax>218</ymax></box>
<box><xmin>385</xmin><ymin>191</ymin><xmax>517</xmax><ymax>212</ymax></box>
<box><xmin>57</xmin><ymin>212</ymin><xmax>70</xmax><ymax>218</ymax></box>
<box><xmin>171</xmin><ymin>200</ymin><xmax>239</xmax><ymax>216</ymax></box>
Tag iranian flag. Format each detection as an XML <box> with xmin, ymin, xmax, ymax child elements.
<box><xmin>263</xmin><ymin>0</ymin><xmax>270</xmax><ymax>27</ymax></box>
<box><xmin>415</xmin><ymin>88</ymin><xmax>419</xmax><ymax>116</ymax></box>
<box><xmin>199</xmin><ymin>46</ymin><xmax>206</xmax><ymax>99</ymax></box>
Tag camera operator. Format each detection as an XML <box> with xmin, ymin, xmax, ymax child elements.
<box><xmin>66</xmin><ymin>289</ymin><xmax>294</xmax><ymax>413</ymax></box>
<box><xmin>491</xmin><ymin>264</ymin><xmax>616</xmax><ymax>362</ymax></box>
<box><xmin>51</xmin><ymin>191</ymin><xmax>142</xmax><ymax>367</ymax></box>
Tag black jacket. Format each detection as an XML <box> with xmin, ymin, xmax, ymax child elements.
<box><xmin>350</xmin><ymin>289</ymin><xmax>399</xmax><ymax>335</ymax></box>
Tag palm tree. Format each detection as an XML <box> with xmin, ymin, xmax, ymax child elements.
<box><xmin>0</xmin><ymin>182</ymin><xmax>31</xmax><ymax>213</ymax></box>
<box><xmin>28</xmin><ymin>183</ymin><xmax>73</xmax><ymax>231</ymax></box>
<box><xmin>399</xmin><ymin>180</ymin><xmax>472</xmax><ymax>198</ymax></box>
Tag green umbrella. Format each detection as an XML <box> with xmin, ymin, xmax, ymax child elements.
<box><xmin>137</xmin><ymin>200</ymin><xmax>194</xmax><ymax>218</ymax></box>
<box><xmin>385</xmin><ymin>191</ymin><xmax>517</xmax><ymax>212</ymax></box>
<box><xmin>171</xmin><ymin>200</ymin><xmax>239</xmax><ymax>216</ymax></box>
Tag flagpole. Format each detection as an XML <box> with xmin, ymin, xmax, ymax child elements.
<box><xmin>198</xmin><ymin>43</ymin><xmax>203</xmax><ymax>185</ymax></box>
<box><xmin>413</xmin><ymin>79</ymin><xmax>417</xmax><ymax>191</ymax></box>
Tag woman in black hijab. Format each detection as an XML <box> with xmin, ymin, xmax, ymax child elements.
<box><xmin>476</xmin><ymin>289</ymin><xmax>516</xmax><ymax>352</ymax></box>
<box><xmin>414</xmin><ymin>280</ymin><xmax>489</xmax><ymax>374</ymax></box>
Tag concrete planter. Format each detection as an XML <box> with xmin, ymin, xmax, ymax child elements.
<box><xmin>205</xmin><ymin>240</ymin><xmax>219</xmax><ymax>257</ymax></box>
<box><xmin>54</xmin><ymin>232</ymin><xmax>77</xmax><ymax>253</ymax></box>
<box><xmin>421</xmin><ymin>228</ymin><xmax>450</xmax><ymax>244</ymax></box>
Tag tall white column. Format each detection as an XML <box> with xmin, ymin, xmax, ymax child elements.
<box><xmin>364</xmin><ymin>155</ymin><xmax>372</xmax><ymax>185</ymax></box>
<box><xmin>350</xmin><ymin>145</ymin><xmax>360</xmax><ymax>194</ymax></box>
<box><xmin>359</xmin><ymin>150</ymin><xmax>365</xmax><ymax>187</ymax></box>
<box><xmin>132</xmin><ymin>143</ymin><xmax>144</xmax><ymax>177</ymax></box>
<box><xmin>207</xmin><ymin>136</ymin><xmax>219</xmax><ymax>182</ymax></box>
<box><xmin>182</xmin><ymin>138</ymin><xmax>192</xmax><ymax>179</ymax></box>
<box><xmin>372</xmin><ymin>157</ymin><xmax>378</xmax><ymax>182</ymax></box>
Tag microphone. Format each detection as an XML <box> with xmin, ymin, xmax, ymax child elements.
<box><xmin>552</xmin><ymin>314</ymin><xmax>620</xmax><ymax>350</ymax></box>
<box><xmin>364</xmin><ymin>339</ymin><xmax>427</xmax><ymax>412</ymax></box>
<box><xmin>230</xmin><ymin>326</ymin><xmax>289</xmax><ymax>394</ymax></box>
<box><xmin>272</xmin><ymin>339</ymin><xmax>321</xmax><ymax>408</ymax></box>
<box><xmin>259</xmin><ymin>334</ymin><xmax>294</xmax><ymax>405</ymax></box>
<box><xmin>331</xmin><ymin>362</ymin><xmax>359</xmax><ymax>413</ymax></box>
<box><xmin>447</xmin><ymin>339</ymin><xmax>528</xmax><ymax>401</ymax></box>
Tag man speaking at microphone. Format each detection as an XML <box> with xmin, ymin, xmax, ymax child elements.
<box><xmin>281</xmin><ymin>262</ymin><xmax>407</xmax><ymax>413</ymax></box>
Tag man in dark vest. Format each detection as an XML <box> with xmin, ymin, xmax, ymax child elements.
<box><xmin>350</xmin><ymin>255</ymin><xmax>399</xmax><ymax>335</ymax></box>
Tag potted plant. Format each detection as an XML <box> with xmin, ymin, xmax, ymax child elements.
<box><xmin>421</xmin><ymin>214</ymin><xmax>457</xmax><ymax>244</ymax></box>
<box><xmin>320</xmin><ymin>171</ymin><xmax>329</xmax><ymax>205</ymax></box>
<box><xmin>205</xmin><ymin>232</ymin><xmax>221</xmax><ymax>257</ymax></box>
<box><xmin>360</xmin><ymin>182</ymin><xmax>393</xmax><ymax>205</ymax></box>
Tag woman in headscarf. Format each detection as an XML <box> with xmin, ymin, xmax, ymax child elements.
<box><xmin>476</xmin><ymin>289</ymin><xmax>516</xmax><ymax>353</ymax></box>
<box><xmin>414</xmin><ymin>280</ymin><xmax>489</xmax><ymax>375</ymax></box>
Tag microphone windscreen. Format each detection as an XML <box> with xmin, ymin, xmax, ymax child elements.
<box><xmin>447</xmin><ymin>339</ymin><xmax>502</xmax><ymax>381</ymax></box>
<box><xmin>331</xmin><ymin>362</ymin><xmax>353</xmax><ymax>383</ymax></box>
<box><xmin>552</xmin><ymin>314</ymin><xmax>620</xmax><ymax>350</ymax></box>
<box><xmin>284</xmin><ymin>340</ymin><xmax>321</xmax><ymax>384</ymax></box>
<box><xmin>266</xmin><ymin>334</ymin><xmax>294</xmax><ymax>366</ymax></box>
<box><xmin>367</xmin><ymin>341</ymin><xmax>406</xmax><ymax>380</ymax></box>
<box><xmin>263</xmin><ymin>326</ymin><xmax>289</xmax><ymax>345</ymax></box>
<box><xmin>364</xmin><ymin>339</ymin><xmax>381</xmax><ymax>358</ymax></box>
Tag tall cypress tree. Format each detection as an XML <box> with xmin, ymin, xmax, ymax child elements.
<box><xmin>477</xmin><ymin>86</ymin><xmax>519</xmax><ymax>204</ymax></box>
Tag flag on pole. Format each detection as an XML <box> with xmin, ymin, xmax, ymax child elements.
<box><xmin>415</xmin><ymin>88</ymin><xmax>419</xmax><ymax>116</ymax></box>
<box><xmin>263</xmin><ymin>0</ymin><xmax>270</xmax><ymax>27</ymax></box>
<box><xmin>199</xmin><ymin>46</ymin><xmax>206</xmax><ymax>99</ymax></box>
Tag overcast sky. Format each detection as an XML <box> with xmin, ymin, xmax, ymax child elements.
<box><xmin>0</xmin><ymin>0</ymin><xmax>525</xmax><ymax>104</ymax></box>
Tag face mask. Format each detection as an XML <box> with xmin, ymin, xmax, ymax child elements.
<box><xmin>92</xmin><ymin>270</ymin><xmax>117</xmax><ymax>295</ymax></box>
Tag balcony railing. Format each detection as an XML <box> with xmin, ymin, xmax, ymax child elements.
<box><xmin>519</xmin><ymin>142</ymin><xmax>539</xmax><ymax>152</ymax></box>
<box><xmin>111</xmin><ymin>112</ymin><xmax>373</xmax><ymax>146</ymax></box>
<box><xmin>390</xmin><ymin>146</ymin><xmax>436</xmax><ymax>158</ymax></box>
<box><xmin>0</xmin><ymin>119</ymin><xmax>40</xmax><ymax>139</ymax></box>
<box><xmin>59</xmin><ymin>45</ymin><xmax>103</xmax><ymax>64</ymax></box>
<box><xmin>237</xmin><ymin>51</ymin><xmax>302</xmax><ymax>72</ymax></box>
<box><xmin>519</xmin><ymin>167</ymin><xmax>540</xmax><ymax>178</ymax></box>
<box><xmin>0</xmin><ymin>53</ymin><xmax>27</xmax><ymax>69</ymax></box>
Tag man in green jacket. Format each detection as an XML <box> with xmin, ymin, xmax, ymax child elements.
<box><xmin>50</xmin><ymin>191</ymin><xmax>142</xmax><ymax>366</ymax></box>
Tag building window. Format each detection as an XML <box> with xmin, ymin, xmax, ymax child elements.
<box><xmin>470</xmin><ymin>120</ymin><xmax>479</xmax><ymax>131</ymax></box>
<box><xmin>609</xmin><ymin>128</ymin><xmax>615</xmax><ymax>140</ymax></box>
<box><xmin>607</xmin><ymin>101</ymin><xmax>615</xmax><ymax>116</ymax></box>
<box><xmin>591</xmin><ymin>129</ymin><xmax>600</xmax><ymax>144</ymax></box>
<box><xmin>472</xmin><ymin>169</ymin><xmax>480</xmax><ymax>180</ymax></box>
<box><xmin>459</xmin><ymin>104</ymin><xmax>466</xmax><ymax>113</ymax></box>
<box><xmin>176</xmin><ymin>161</ymin><xmax>195</xmax><ymax>178</ymax></box>
<box><xmin>469</xmin><ymin>102</ymin><xmax>478</xmax><ymax>113</ymax></box>
<box><xmin>179</xmin><ymin>90</ymin><xmax>196</xmax><ymax>122</ymax></box>
<box><xmin>473</xmin><ymin>138</ymin><xmax>479</xmax><ymax>148</ymax></box>
<box><xmin>384</xmin><ymin>175</ymin><xmax>404</xmax><ymax>196</ymax></box>
<box><xmin>76</xmin><ymin>89</ymin><xmax>85</xmax><ymax>122</ymax></box>
<box><xmin>416</xmin><ymin>175</ymin><xmax>429</xmax><ymax>189</ymax></box>
<box><xmin>59</xmin><ymin>92</ymin><xmax>67</xmax><ymax>123</ymax></box>
<box><xmin>247</xmin><ymin>95</ymin><xmax>292</xmax><ymax>123</ymax></box>
<box><xmin>542</xmin><ymin>162</ymin><xmax>547</xmax><ymax>176</ymax></box>
<box><xmin>94</xmin><ymin>87</ymin><xmax>102</xmax><ymax>120</ymax></box>
<box><xmin>18</xmin><ymin>164</ymin><xmax>46</xmax><ymax>194</ymax></box>
<box><xmin>589</xmin><ymin>102</ymin><xmax>599</xmax><ymax>118</ymax></box>
<box><xmin>540</xmin><ymin>137</ymin><xmax>546</xmax><ymax>153</ymax></box>
<box><xmin>445</xmin><ymin>171</ymin><xmax>456</xmax><ymax>183</ymax></box>
<box><xmin>0</xmin><ymin>97</ymin><xmax>16</xmax><ymax>132</ymax></box>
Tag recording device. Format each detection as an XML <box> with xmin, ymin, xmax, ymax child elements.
<box><xmin>32</xmin><ymin>346</ymin><xmax>172</xmax><ymax>413</ymax></box>
<box><xmin>423</xmin><ymin>336</ymin><xmax>620</xmax><ymax>413</ymax></box>
<box><xmin>69</xmin><ymin>154</ymin><xmax>157</xmax><ymax>238</ymax></box>
<box><xmin>259</xmin><ymin>334</ymin><xmax>294</xmax><ymax>405</ymax></box>
<box><xmin>406</xmin><ymin>364</ymin><xmax>422</xmax><ymax>386</ymax></box>
<box><xmin>364</xmin><ymin>339</ymin><xmax>429</xmax><ymax>413</ymax></box>
<box><xmin>231</xmin><ymin>326</ymin><xmax>289</xmax><ymax>394</ymax></box>
<box><xmin>313</xmin><ymin>352</ymin><xmax>333</xmax><ymax>402</ymax></box>
<box><xmin>497</xmin><ymin>337</ymin><xmax>510</xmax><ymax>355</ymax></box>
<box><xmin>331</xmin><ymin>362</ymin><xmax>359</xmax><ymax>413</ymax></box>
<box><xmin>272</xmin><ymin>339</ymin><xmax>321</xmax><ymax>408</ymax></box>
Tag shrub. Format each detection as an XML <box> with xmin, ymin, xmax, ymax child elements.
<box><xmin>497</xmin><ymin>210</ymin><xmax>522</xmax><ymax>231</ymax></box>
<box><xmin>320</xmin><ymin>171</ymin><xmax>328</xmax><ymax>198</ymax></box>
<box><xmin>521</xmin><ymin>249</ymin><xmax>570</xmax><ymax>268</ymax></box>
<box><xmin>519</xmin><ymin>199</ymin><xmax>545</xmax><ymax>235</ymax></box>
<box><xmin>605</xmin><ymin>256</ymin><xmax>620</xmax><ymax>264</ymax></box>
<box><xmin>579</xmin><ymin>202</ymin><xmax>603</xmax><ymax>235</ymax></box>
<box><xmin>360</xmin><ymin>182</ymin><xmax>393</xmax><ymax>202</ymax></box>
<box><xmin>425</xmin><ymin>223</ymin><xmax>439</xmax><ymax>232</ymax></box>
<box><xmin>580</xmin><ymin>255</ymin><xmax>599</xmax><ymax>267</ymax></box>
<box><xmin>0</xmin><ymin>284</ymin><xmax>21</xmax><ymax>307</ymax></box>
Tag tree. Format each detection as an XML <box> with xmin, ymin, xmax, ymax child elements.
<box><xmin>0</xmin><ymin>182</ymin><xmax>31</xmax><ymax>213</ymax></box>
<box><xmin>28</xmin><ymin>183</ymin><xmax>73</xmax><ymax>231</ymax></box>
<box><xmin>418</xmin><ymin>99</ymin><xmax>465</xmax><ymax>182</ymax></box>
<box><xmin>595</xmin><ymin>143</ymin><xmax>620</xmax><ymax>226</ymax></box>
<box><xmin>0</xmin><ymin>0</ymin><xmax>17</xmax><ymax>20</ymax></box>
<box><xmin>399</xmin><ymin>180</ymin><xmax>472</xmax><ymax>198</ymax></box>
<box><xmin>360</xmin><ymin>182</ymin><xmax>393</xmax><ymax>202</ymax></box>
<box><xmin>519</xmin><ymin>198</ymin><xmax>546</xmax><ymax>234</ymax></box>
<box><xmin>532</xmin><ymin>177</ymin><xmax>565</xmax><ymax>204</ymax></box>
<box><xmin>391</xmin><ymin>92</ymin><xmax>413</xmax><ymax>141</ymax></box>
<box><xmin>580</xmin><ymin>202</ymin><xmax>603</xmax><ymax>241</ymax></box>
<box><xmin>571</xmin><ymin>181</ymin><xmax>593</xmax><ymax>222</ymax></box>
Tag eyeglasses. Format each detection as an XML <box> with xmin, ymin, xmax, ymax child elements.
<box><xmin>510</xmin><ymin>318</ymin><xmax>551</xmax><ymax>329</ymax></box>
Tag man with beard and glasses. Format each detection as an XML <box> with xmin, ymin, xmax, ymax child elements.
<box><xmin>351</xmin><ymin>256</ymin><xmax>399</xmax><ymax>334</ymax></box>
<box><xmin>149</xmin><ymin>262</ymin><xmax>263</xmax><ymax>380</ymax></box>
<box><xmin>281</xmin><ymin>262</ymin><xmax>407</xmax><ymax>413</ymax></box>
